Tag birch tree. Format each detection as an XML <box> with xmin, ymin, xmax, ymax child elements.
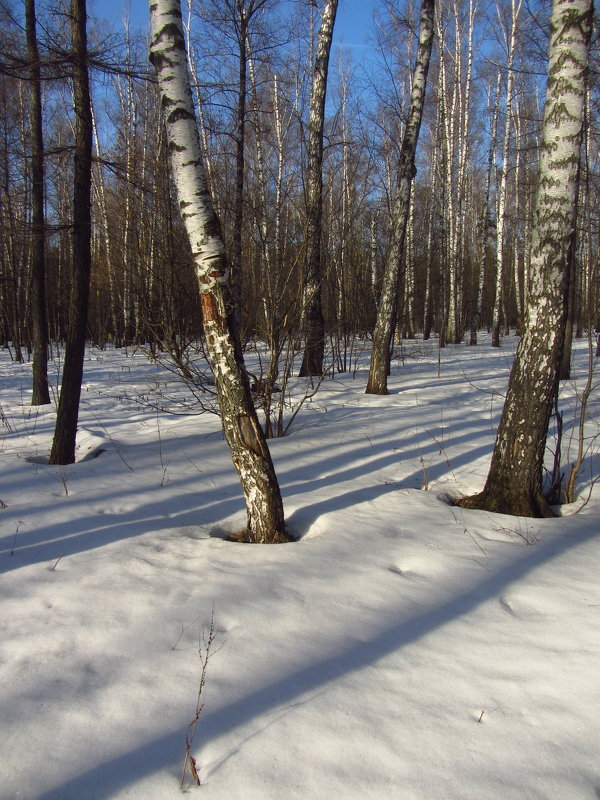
<box><xmin>149</xmin><ymin>0</ymin><xmax>288</xmax><ymax>543</ymax></box>
<box><xmin>298</xmin><ymin>0</ymin><xmax>338</xmax><ymax>377</ymax></box>
<box><xmin>469</xmin><ymin>70</ymin><xmax>500</xmax><ymax>345</ymax></box>
<box><xmin>491</xmin><ymin>0</ymin><xmax>522</xmax><ymax>347</ymax></box>
<box><xmin>366</xmin><ymin>0</ymin><xmax>435</xmax><ymax>394</ymax></box>
<box><xmin>456</xmin><ymin>0</ymin><xmax>593</xmax><ymax>517</ymax></box>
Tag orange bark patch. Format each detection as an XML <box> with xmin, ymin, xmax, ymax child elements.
<box><xmin>200</xmin><ymin>293</ymin><xmax>219</xmax><ymax>323</ymax></box>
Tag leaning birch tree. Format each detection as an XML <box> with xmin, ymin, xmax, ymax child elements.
<box><xmin>456</xmin><ymin>0</ymin><xmax>593</xmax><ymax>517</ymax></box>
<box><xmin>149</xmin><ymin>0</ymin><xmax>288</xmax><ymax>543</ymax></box>
<box><xmin>366</xmin><ymin>0</ymin><xmax>435</xmax><ymax>395</ymax></box>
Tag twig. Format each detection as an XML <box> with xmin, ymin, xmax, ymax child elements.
<box><xmin>180</xmin><ymin>608</ymin><xmax>224</xmax><ymax>789</ymax></box>
<box><xmin>10</xmin><ymin>521</ymin><xmax>23</xmax><ymax>555</ymax></box>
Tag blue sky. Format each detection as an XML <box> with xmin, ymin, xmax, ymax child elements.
<box><xmin>91</xmin><ymin>0</ymin><xmax>380</xmax><ymax>50</ymax></box>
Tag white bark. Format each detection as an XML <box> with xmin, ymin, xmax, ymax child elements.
<box><xmin>149</xmin><ymin>0</ymin><xmax>287</xmax><ymax>543</ymax></box>
<box><xmin>299</xmin><ymin>0</ymin><xmax>339</xmax><ymax>377</ymax></box>
<box><xmin>366</xmin><ymin>0</ymin><xmax>435</xmax><ymax>393</ymax></box>
<box><xmin>470</xmin><ymin>69</ymin><xmax>501</xmax><ymax>344</ymax></box>
<box><xmin>491</xmin><ymin>0</ymin><xmax>522</xmax><ymax>347</ymax></box>
<box><xmin>458</xmin><ymin>0</ymin><xmax>593</xmax><ymax>517</ymax></box>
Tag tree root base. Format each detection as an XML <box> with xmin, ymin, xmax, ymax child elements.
<box><xmin>229</xmin><ymin>528</ymin><xmax>294</xmax><ymax>544</ymax></box>
<box><xmin>453</xmin><ymin>491</ymin><xmax>557</xmax><ymax>519</ymax></box>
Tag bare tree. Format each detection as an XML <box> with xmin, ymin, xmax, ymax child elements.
<box><xmin>298</xmin><ymin>0</ymin><xmax>338</xmax><ymax>377</ymax></box>
<box><xmin>49</xmin><ymin>0</ymin><xmax>93</xmax><ymax>465</ymax></box>
<box><xmin>491</xmin><ymin>0</ymin><xmax>522</xmax><ymax>347</ymax></box>
<box><xmin>26</xmin><ymin>0</ymin><xmax>50</xmax><ymax>405</ymax></box>
<box><xmin>456</xmin><ymin>0</ymin><xmax>593</xmax><ymax>517</ymax></box>
<box><xmin>469</xmin><ymin>69</ymin><xmax>500</xmax><ymax>345</ymax></box>
<box><xmin>366</xmin><ymin>0</ymin><xmax>435</xmax><ymax>394</ymax></box>
<box><xmin>149</xmin><ymin>0</ymin><xmax>288</xmax><ymax>543</ymax></box>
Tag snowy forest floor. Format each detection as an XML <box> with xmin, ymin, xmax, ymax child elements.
<box><xmin>1</xmin><ymin>335</ymin><xmax>599</xmax><ymax>800</ymax></box>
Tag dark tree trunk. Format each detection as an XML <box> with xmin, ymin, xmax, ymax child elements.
<box><xmin>559</xmin><ymin>211</ymin><xmax>579</xmax><ymax>380</ymax></box>
<box><xmin>49</xmin><ymin>0</ymin><xmax>93</xmax><ymax>464</ymax></box>
<box><xmin>26</xmin><ymin>0</ymin><xmax>51</xmax><ymax>406</ymax></box>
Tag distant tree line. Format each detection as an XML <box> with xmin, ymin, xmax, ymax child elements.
<box><xmin>1</xmin><ymin>0</ymin><xmax>597</xmax><ymax>365</ymax></box>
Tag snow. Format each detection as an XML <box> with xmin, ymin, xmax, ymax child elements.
<box><xmin>1</xmin><ymin>336</ymin><xmax>599</xmax><ymax>800</ymax></box>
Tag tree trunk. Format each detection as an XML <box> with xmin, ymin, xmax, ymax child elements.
<box><xmin>298</xmin><ymin>0</ymin><xmax>338</xmax><ymax>377</ymax></box>
<box><xmin>492</xmin><ymin>0</ymin><xmax>522</xmax><ymax>348</ymax></box>
<box><xmin>559</xmin><ymin>198</ymin><xmax>579</xmax><ymax>379</ymax></box>
<box><xmin>470</xmin><ymin>70</ymin><xmax>501</xmax><ymax>345</ymax></box>
<box><xmin>26</xmin><ymin>0</ymin><xmax>50</xmax><ymax>405</ymax></box>
<box><xmin>49</xmin><ymin>0</ymin><xmax>93</xmax><ymax>464</ymax></box>
<box><xmin>231</xmin><ymin>8</ymin><xmax>248</xmax><ymax>317</ymax></box>
<box><xmin>366</xmin><ymin>0</ymin><xmax>434</xmax><ymax>394</ymax></box>
<box><xmin>456</xmin><ymin>0</ymin><xmax>592</xmax><ymax>518</ymax></box>
<box><xmin>149</xmin><ymin>0</ymin><xmax>288</xmax><ymax>544</ymax></box>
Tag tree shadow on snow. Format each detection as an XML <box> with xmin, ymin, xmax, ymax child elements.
<box><xmin>35</xmin><ymin>517</ymin><xmax>599</xmax><ymax>799</ymax></box>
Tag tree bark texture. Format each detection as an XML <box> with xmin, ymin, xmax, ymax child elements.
<box><xmin>26</xmin><ymin>0</ymin><xmax>50</xmax><ymax>405</ymax></box>
<box><xmin>49</xmin><ymin>0</ymin><xmax>93</xmax><ymax>464</ymax></box>
<box><xmin>366</xmin><ymin>0</ymin><xmax>435</xmax><ymax>394</ymax></box>
<box><xmin>456</xmin><ymin>0</ymin><xmax>592</xmax><ymax>517</ymax></box>
<box><xmin>149</xmin><ymin>0</ymin><xmax>288</xmax><ymax>543</ymax></box>
<box><xmin>298</xmin><ymin>0</ymin><xmax>338</xmax><ymax>377</ymax></box>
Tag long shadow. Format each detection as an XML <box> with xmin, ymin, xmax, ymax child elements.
<box><xmin>278</xmin><ymin>419</ymin><xmax>494</xmax><ymax>498</ymax></box>
<box><xmin>0</xmin><ymin>496</ymin><xmax>239</xmax><ymax>574</ymax></box>
<box><xmin>0</xmin><ymin>398</ymin><xmax>495</xmax><ymax>571</ymax></box>
<box><xmin>285</xmin><ymin>441</ymin><xmax>492</xmax><ymax>535</ymax></box>
<box><xmin>36</xmin><ymin>518</ymin><xmax>599</xmax><ymax>800</ymax></box>
<box><xmin>0</xmin><ymin>426</ymin><xmax>492</xmax><ymax>572</ymax></box>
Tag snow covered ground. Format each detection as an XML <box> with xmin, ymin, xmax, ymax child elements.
<box><xmin>1</xmin><ymin>336</ymin><xmax>599</xmax><ymax>800</ymax></box>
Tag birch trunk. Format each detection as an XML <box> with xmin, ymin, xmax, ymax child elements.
<box><xmin>437</xmin><ymin>1</ymin><xmax>460</xmax><ymax>345</ymax></box>
<box><xmin>91</xmin><ymin>103</ymin><xmax>119</xmax><ymax>342</ymax></box>
<box><xmin>423</xmin><ymin>102</ymin><xmax>443</xmax><ymax>341</ymax></box>
<box><xmin>491</xmin><ymin>0</ymin><xmax>522</xmax><ymax>347</ymax></box>
<box><xmin>298</xmin><ymin>0</ymin><xmax>338</xmax><ymax>377</ymax></box>
<box><xmin>366</xmin><ymin>0</ymin><xmax>434</xmax><ymax>394</ymax></box>
<box><xmin>149</xmin><ymin>0</ymin><xmax>288</xmax><ymax>544</ymax></box>
<box><xmin>456</xmin><ymin>0</ymin><xmax>592</xmax><ymax>517</ymax></box>
<box><xmin>470</xmin><ymin>70</ymin><xmax>500</xmax><ymax>345</ymax></box>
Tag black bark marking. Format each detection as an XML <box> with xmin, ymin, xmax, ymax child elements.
<box><xmin>237</xmin><ymin>415</ymin><xmax>267</xmax><ymax>458</ymax></box>
<box><xmin>167</xmin><ymin>107</ymin><xmax>195</xmax><ymax>124</ymax></box>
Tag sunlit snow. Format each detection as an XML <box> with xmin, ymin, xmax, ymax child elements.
<box><xmin>1</xmin><ymin>335</ymin><xmax>599</xmax><ymax>799</ymax></box>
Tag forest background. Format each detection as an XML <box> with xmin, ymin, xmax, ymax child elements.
<box><xmin>1</xmin><ymin>0</ymin><xmax>598</xmax><ymax>380</ymax></box>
